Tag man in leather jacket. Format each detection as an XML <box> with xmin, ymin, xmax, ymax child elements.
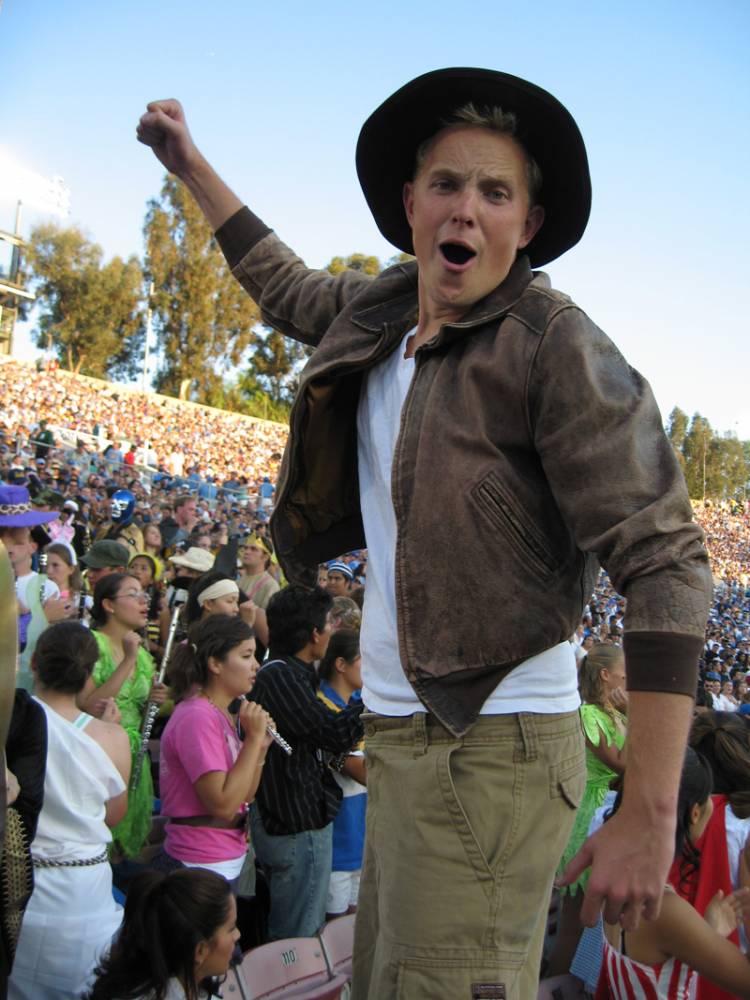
<box><xmin>138</xmin><ymin>69</ymin><xmax>712</xmax><ymax>999</ymax></box>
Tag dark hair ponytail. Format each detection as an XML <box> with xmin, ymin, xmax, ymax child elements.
<box><xmin>169</xmin><ymin>614</ymin><xmax>254</xmax><ymax>701</ymax></box>
<box><xmin>85</xmin><ymin>868</ymin><xmax>232</xmax><ymax>1000</ymax></box>
<box><xmin>318</xmin><ymin>628</ymin><xmax>360</xmax><ymax>683</ymax></box>
<box><xmin>33</xmin><ymin>622</ymin><xmax>99</xmax><ymax>694</ymax></box>
<box><xmin>690</xmin><ymin>711</ymin><xmax>750</xmax><ymax>819</ymax></box>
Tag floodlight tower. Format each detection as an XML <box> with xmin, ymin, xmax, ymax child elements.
<box><xmin>0</xmin><ymin>151</ymin><xmax>71</xmax><ymax>354</ymax></box>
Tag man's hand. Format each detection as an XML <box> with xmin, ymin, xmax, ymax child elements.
<box><xmin>558</xmin><ymin>802</ymin><xmax>675</xmax><ymax>930</ymax></box>
<box><xmin>137</xmin><ymin>100</ymin><xmax>242</xmax><ymax>231</ymax></box>
<box><xmin>136</xmin><ymin>100</ymin><xmax>202</xmax><ymax>178</ymax></box>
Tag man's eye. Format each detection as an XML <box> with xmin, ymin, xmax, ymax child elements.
<box><xmin>488</xmin><ymin>189</ymin><xmax>507</xmax><ymax>202</ymax></box>
<box><xmin>433</xmin><ymin>179</ymin><xmax>455</xmax><ymax>191</ymax></box>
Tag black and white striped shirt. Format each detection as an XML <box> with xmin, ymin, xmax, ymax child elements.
<box><xmin>249</xmin><ymin>655</ymin><xmax>364</xmax><ymax>836</ymax></box>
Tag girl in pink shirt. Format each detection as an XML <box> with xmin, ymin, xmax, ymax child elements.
<box><xmin>159</xmin><ymin>614</ymin><xmax>275</xmax><ymax>883</ymax></box>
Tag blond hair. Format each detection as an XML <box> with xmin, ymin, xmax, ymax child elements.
<box><xmin>414</xmin><ymin>102</ymin><xmax>543</xmax><ymax>203</ymax></box>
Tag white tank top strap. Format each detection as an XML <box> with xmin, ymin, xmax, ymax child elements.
<box><xmin>72</xmin><ymin>711</ymin><xmax>95</xmax><ymax>731</ymax></box>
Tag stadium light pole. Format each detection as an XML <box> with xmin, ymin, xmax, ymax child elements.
<box><xmin>142</xmin><ymin>281</ymin><xmax>154</xmax><ymax>392</ymax></box>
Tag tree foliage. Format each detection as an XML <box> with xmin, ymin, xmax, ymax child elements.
<box><xmin>673</xmin><ymin>411</ymin><xmax>749</xmax><ymax>500</ymax></box>
<box><xmin>144</xmin><ymin>176</ymin><xmax>261</xmax><ymax>401</ymax></box>
<box><xmin>26</xmin><ymin>223</ymin><xmax>144</xmax><ymax>379</ymax></box>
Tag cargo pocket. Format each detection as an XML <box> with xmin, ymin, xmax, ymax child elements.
<box><xmin>396</xmin><ymin>950</ymin><xmax>525</xmax><ymax>1000</ymax></box>
<box><xmin>549</xmin><ymin>753</ymin><xmax>585</xmax><ymax>810</ymax></box>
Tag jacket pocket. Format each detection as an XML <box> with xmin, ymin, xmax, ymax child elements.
<box><xmin>471</xmin><ymin>470</ymin><xmax>558</xmax><ymax>580</ymax></box>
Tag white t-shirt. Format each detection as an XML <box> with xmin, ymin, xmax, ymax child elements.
<box><xmin>16</xmin><ymin>572</ymin><xmax>59</xmax><ymax>610</ymax></box>
<box><xmin>357</xmin><ymin>330</ymin><xmax>579</xmax><ymax>717</ymax></box>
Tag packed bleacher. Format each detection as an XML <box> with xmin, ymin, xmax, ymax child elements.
<box><xmin>1</xmin><ymin>360</ymin><xmax>750</xmax><ymax>999</ymax></box>
<box><xmin>0</xmin><ymin>357</ymin><xmax>289</xmax><ymax>490</ymax></box>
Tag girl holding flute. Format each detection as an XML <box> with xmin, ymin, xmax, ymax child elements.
<box><xmin>155</xmin><ymin>614</ymin><xmax>275</xmax><ymax>886</ymax></box>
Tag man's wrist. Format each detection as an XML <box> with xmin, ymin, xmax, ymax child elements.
<box><xmin>177</xmin><ymin>150</ymin><xmax>212</xmax><ymax>190</ymax></box>
<box><xmin>619</xmin><ymin>782</ymin><xmax>679</xmax><ymax>826</ymax></box>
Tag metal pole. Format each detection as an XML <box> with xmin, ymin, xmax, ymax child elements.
<box><xmin>143</xmin><ymin>281</ymin><xmax>154</xmax><ymax>392</ymax></box>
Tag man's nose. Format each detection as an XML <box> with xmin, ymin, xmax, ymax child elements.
<box><xmin>451</xmin><ymin>186</ymin><xmax>479</xmax><ymax>225</ymax></box>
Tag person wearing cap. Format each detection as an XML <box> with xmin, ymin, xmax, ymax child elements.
<box><xmin>0</xmin><ymin>484</ymin><xmax>71</xmax><ymax>690</ymax></box>
<box><xmin>80</xmin><ymin>539</ymin><xmax>131</xmax><ymax>589</ymax></box>
<box><xmin>325</xmin><ymin>561</ymin><xmax>354</xmax><ymax>599</ymax></box>
<box><xmin>157</xmin><ymin>545</ymin><xmax>217</xmax><ymax>645</ymax></box>
<box><xmin>33</xmin><ymin>419</ymin><xmax>54</xmax><ymax>461</ymax></box>
<box><xmin>139</xmin><ymin>72</ymin><xmax>711</xmax><ymax>998</ymax></box>
<box><xmin>238</xmin><ymin>532</ymin><xmax>279</xmax><ymax>611</ymax></box>
<box><xmin>168</xmin><ymin>545</ymin><xmax>215</xmax><ymax>578</ymax></box>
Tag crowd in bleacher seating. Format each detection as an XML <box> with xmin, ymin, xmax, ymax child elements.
<box><xmin>2</xmin><ymin>358</ymin><xmax>750</xmax><ymax>997</ymax></box>
<box><xmin>0</xmin><ymin>357</ymin><xmax>289</xmax><ymax>495</ymax></box>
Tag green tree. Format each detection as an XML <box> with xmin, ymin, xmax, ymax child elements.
<box><xmin>26</xmin><ymin>223</ymin><xmax>144</xmax><ymax>379</ymax></box>
<box><xmin>144</xmin><ymin>175</ymin><xmax>261</xmax><ymax>400</ymax></box>
<box><xmin>666</xmin><ymin>406</ymin><xmax>689</xmax><ymax>471</ymax></box>
<box><xmin>682</xmin><ymin>413</ymin><xmax>714</xmax><ymax>499</ymax></box>
<box><xmin>667</xmin><ymin>406</ymin><xmax>689</xmax><ymax>448</ymax></box>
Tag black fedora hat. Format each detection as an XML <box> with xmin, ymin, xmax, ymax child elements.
<box><xmin>356</xmin><ymin>67</ymin><xmax>591</xmax><ymax>268</ymax></box>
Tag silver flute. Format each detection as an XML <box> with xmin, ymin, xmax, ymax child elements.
<box><xmin>130</xmin><ymin>592</ymin><xmax>185</xmax><ymax>792</ymax></box>
<box><xmin>238</xmin><ymin>695</ymin><xmax>293</xmax><ymax>755</ymax></box>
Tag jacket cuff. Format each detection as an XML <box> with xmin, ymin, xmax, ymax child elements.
<box><xmin>624</xmin><ymin>631</ymin><xmax>701</xmax><ymax>698</ymax></box>
<box><xmin>215</xmin><ymin>206</ymin><xmax>271</xmax><ymax>268</ymax></box>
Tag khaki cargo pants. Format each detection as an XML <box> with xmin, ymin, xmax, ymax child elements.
<box><xmin>351</xmin><ymin>710</ymin><xmax>585</xmax><ymax>1000</ymax></box>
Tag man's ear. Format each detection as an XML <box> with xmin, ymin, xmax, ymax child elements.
<box><xmin>403</xmin><ymin>182</ymin><xmax>415</xmax><ymax>228</ymax></box>
<box><xmin>517</xmin><ymin>204</ymin><xmax>545</xmax><ymax>250</ymax></box>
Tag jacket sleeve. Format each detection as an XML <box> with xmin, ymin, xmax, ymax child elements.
<box><xmin>215</xmin><ymin>206</ymin><xmax>374</xmax><ymax>347</ymax></box>
<box><xmin>527</xmin><ymin>303</ymin><xmax>712</xmax><ymax>697</ymax></box>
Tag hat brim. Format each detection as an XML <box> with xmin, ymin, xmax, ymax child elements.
<box><xmin>356</xmin><ymin>67</ymin><xmax>591</xmax><ymax>268</ymax></box>
<box><xmin>0</xmin><ymin>510</ymin><xmax>59</xmax><ymax>528</ymax></box>
<box><xmin>170</xmin><ymin>557</ymin><xmax>211</xmax><ymax>572</ymax></box>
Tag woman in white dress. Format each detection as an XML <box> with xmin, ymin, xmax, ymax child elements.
<box><xmin>9</xmin><ymin>621</ymin><xmax>131</xmax><ymax>1000</ymax></box>
<box><xmin>85</xmin><ymin>868</ymin><xmax>239</xmax><ymax>1000</ymax></box>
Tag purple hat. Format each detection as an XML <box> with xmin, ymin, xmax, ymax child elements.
<box><xmin>0</xmin><ymin>485</ymin><xmax>60</xmax><ymax>527</ymax></box>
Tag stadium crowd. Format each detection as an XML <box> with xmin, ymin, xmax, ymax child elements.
<box><xmin>1</xmin><ymin>363</ymin><xmax>750</xmax><ymax>998</ymax></box>
<box><xmin>0</xmin><ymin>357</ymin><xmax>288</xmax><ymax>493</ymax></box>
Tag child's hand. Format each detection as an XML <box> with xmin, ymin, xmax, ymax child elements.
<box><xmin>705</xmin><ymin>888</ymin><xmax>750</xmax><ymax>938</ymax></box>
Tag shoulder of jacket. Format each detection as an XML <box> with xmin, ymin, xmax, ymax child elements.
<box><xmin>506</xmin><ymin>276</ymin><xmax>581</xmax><ymax>336</ymax></box>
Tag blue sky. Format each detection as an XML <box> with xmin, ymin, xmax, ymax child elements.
<box><xmin>2</xmin><ymin>0</ymin><xmax>749</xmax><ymax>435</ymax></box>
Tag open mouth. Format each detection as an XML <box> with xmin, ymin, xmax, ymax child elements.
<box><xmin>440</xmin><ymin>242</ymin><xmax>477</xmax><ymax>266</ymax></box>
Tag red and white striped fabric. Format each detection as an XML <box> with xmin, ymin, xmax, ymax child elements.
<box><xmin>599</xmin><ymin>937</ymin><xmax>698</xmax><ymax>999</ymax></box>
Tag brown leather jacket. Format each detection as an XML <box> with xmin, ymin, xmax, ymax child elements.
<box><xmin>218</xmin><ymin>209</ymin><xmax>712</xmax><ymax>736</ymax></box>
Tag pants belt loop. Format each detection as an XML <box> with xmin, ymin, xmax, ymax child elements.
<box><xmin>517</xmin><ymin>712</ymin><xmax>538</xmax><ymax>762</ymax></box>
<box><xmin>413</xmin><ymin>712</ymin><xmax>428</xmax><ymax>756</ymax></box>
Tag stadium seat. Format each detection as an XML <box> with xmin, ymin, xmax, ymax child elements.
<box><xmin>318</xmin><ymin>914</ymin><xmax>355</xmax><ymax>980</ymax></box>
<box><xmin>537</xmin><ymin>972</ymin><xmax>587</xmax><ymax>999</ymax></box>
<box><xmin>223</xmin><ymin>937</ymin><xmax>348</xmax><ymax>999</ymax></box>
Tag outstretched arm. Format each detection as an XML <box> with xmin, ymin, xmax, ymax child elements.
<box><xmin>137</xmin><ymin>99</ymin><xmax>375</xmax><ymax>346</ymax></box>
<box><xmin>137</xmin><ymin>99</ymin><xmax>242</xmax><ymax>231</ymax></box>
<box><xmin>560</xmin><ymin>690</ymin><xmax>692</xmax><ymax>930</ymax></box>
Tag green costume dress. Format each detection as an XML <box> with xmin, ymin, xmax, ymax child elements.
<box><xmin>92</xmin><ymin>631</ymin><xmax>155</xmax><ymax>858</ymax></box>
<box><xmin>557</xmin><ymin>702</ymin><xmax>626</xmax><ymax>895</ymax></box>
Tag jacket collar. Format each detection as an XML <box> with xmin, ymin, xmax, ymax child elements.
<box><xmin>350</xmin><ymin>254</ymin><xmax>536</xmax><ymax>338</ymax></box>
